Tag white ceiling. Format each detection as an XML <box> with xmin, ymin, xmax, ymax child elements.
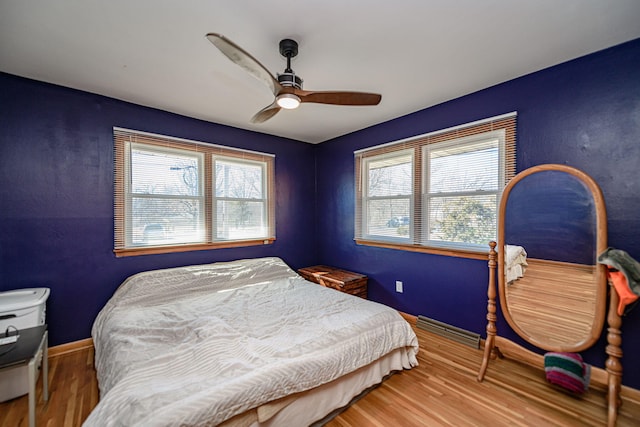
<box><xmin>1</xmin><ymin>1</ymin><xmax>639</xmax><ymax>144</ymax></box>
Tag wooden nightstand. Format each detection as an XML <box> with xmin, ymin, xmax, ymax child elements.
<box><xmin>298</xmin><ymin>265</ymin><xmax>367</xmax><ymax>298</ymax></box>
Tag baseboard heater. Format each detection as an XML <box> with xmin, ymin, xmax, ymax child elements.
<box><xmin>417</xmin><ymin>315</ymin><xmax>480</xmax><ymax>349</ymax></box>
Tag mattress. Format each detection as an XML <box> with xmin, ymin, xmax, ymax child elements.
<box><xmin>221</xmin><ymin>346</ymin><xmax>413</xmax><ymax>427</ymax></box>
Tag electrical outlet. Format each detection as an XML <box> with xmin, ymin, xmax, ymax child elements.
<box><xmin>395</xmin><ymin>280</ymin><xmax>403</xmax><ymax>293</ymax></box>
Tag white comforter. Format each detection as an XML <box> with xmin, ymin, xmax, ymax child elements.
<box><xmin>85</xmin><ymin>257</ymin><xmax>419</xmax><ymax>426</ymax></box>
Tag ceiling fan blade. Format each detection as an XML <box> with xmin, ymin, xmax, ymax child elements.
<box><xmin>295</xmin><ymin>90</ymin><xmax>382</xmax><ymax>106</ymax></box>
<box><xmin>206</xmin><ymin>33</ymin><xmax>282</xmax><ymax>96</ymax></box>
<box><xmin>250</xmin><ymin>102</ymin><xmax>281</xmax><ymax>123</ymax></box>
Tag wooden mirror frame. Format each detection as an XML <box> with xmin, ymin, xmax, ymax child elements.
<box><xmin>497</xmin><ymin>164</ymin><xmax>609</xmax><ymax>352</ymax></box>
<box><xmin>477</xmin><ymin>164</ymin><xmax>623</xmax><ymax>427</ymax></box>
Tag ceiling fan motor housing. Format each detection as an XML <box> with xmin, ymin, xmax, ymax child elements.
<box><xmin>278</xmin><ymin>72</ymin><xmax>303</xmax><ymax>89</ymax></box>
<box><xmin>279</xmin><ymin>39</ymin><xmax>298</xmax><ymax>59</ymax></box>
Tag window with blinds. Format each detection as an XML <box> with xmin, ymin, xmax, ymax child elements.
<box><xmin>355</xmin><ymin>113</ymin><xmax>516</xmax><ymax>258</ymax></box>
<box><xmin>114</xmin><ymin>128</ymin><xmax>275</xmax><ymax>257</ymax></box>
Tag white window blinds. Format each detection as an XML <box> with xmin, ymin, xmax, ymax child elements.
<box><xmin>355</xmin><ymin>113</ymin><xmax>516</xmax><ymax>256</ymax></box>
<box><xmin>114</xmin><ymin>128</ymin><xmax>275</xmax><ymax>256</ymax></box>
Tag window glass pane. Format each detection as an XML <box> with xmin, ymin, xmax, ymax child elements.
<box><xmin>216</xmin><ymin>200</ymin><xmax>266</xmax><ymax>240</ymax></box>
<box><xmin>429</xmin><ymin>140</ymin><xmax>498</xmax><ymax>193</ymax></box>
<box><xmin>130</xmin><ymin>197</ymin><xmax>204</xmax><ymax>245</ymax></box>
<box><xmin>131</xmin><ymin>147</ymin><xmax>200</xmax><ymax>196</ymax></box>
<box><xmin>368</xmin><ymin>154</ymin><xmax>412</xmax><ymax>197</ymax></box>
<box><xmin>366</xmin><ymin>198</ymin><xmax>411</xmax><ymax>239</ymax></box>
<box><xmin>215</xmin><ymin>160</ymin><xmax>263</xmax><ymax>199</ymax></box>
<box><xmin>427</xmin><ymin>194</ymin><xmax>497</xmax><ymax>246</ymax></box>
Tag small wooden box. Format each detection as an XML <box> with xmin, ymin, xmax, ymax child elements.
<box><xmin>298</xmin><ymin>265</ymin><xmax>367</xmax><ymax>298</ymax></box>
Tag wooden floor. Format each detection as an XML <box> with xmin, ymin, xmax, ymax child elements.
<box><xmin>1</xmin><ymin>324</ymin><xmax>639</xmax><ymax>426</ymax></box>
<box><xmin>506</xmin><ymin>259</ymin><xmax>598</xmax><ymax>348</ymax></box>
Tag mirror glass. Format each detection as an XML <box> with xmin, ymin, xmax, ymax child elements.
<box><xmin>500</xmin><ymin>166</ymin><xmax>606</xmax><ymax>351</ymax></box>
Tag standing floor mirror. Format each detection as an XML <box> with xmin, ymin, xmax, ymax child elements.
<box><xmin>476</xmin><ymin>164</ymin><xmax>622</xmax><ymax>426</ymax></box>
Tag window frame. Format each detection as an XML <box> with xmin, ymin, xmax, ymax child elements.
<box><xmin>114</xmin><ymin>128</ymin><xmax>275</xmax><ymax>257</ymax></box>
<box><xmin>354</xmin><ymin>113</ymin><xmax>516</xmax><ymax>260</ymax></box>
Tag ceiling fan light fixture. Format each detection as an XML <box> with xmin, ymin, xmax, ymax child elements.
<box><xmin>207</xmin><ymin>33</ymin><xmax>381</xmax><ymax>123</ymax></box>
<box><xmin>276</xmin><ymin>93</ymin><xmax>301</xmax><ymax>109</ymax></box>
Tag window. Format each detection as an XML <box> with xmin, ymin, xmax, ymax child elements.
<box><xmin>127</xmin><ymin>143</ymin><xmax>206</xmax><ymax>247</ymax></box>
<box><xmin>424</xmin><ymin>133</ymin><xmax>503</xmax><ymax>250</ymax></box>
<box><xmin>114</xmin><ymin>128</ymin><xmax>275</xmax><ymax>257</ymax></box>
<box><xmin>213</xmin><ymin>157</ymin><xmax>268</xmax><ymax>241</ymax></box>
<box><xmin>355</xmin><ymin>113</ymin><xmax>516</xmax><ymax>258</ymax></box>
<box><xmin>362</xmin><ymin>150</ymin><xmax>413</xmax><ymax>242</ymax></box>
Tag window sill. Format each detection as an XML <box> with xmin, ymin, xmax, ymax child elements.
<box><xmin>114</xmin><ymin>238</ymin><xmax>275</xmax><ymax>258</ymax></box>
<box><xmin>354</xmin><ymin>239</ymin><xmax>488</xmax><ymax>260</ymax></box>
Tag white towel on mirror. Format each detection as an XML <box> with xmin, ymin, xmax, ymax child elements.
<box><xmin>505</xmin><ymin>244</ymin><xmax>528</xmax><ymax>284</ymax></box>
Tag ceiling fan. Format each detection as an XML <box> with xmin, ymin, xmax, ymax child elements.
<box><xmin>206</xmin><ymin>33</ymin><xmax>382</xmax><ymax>123</ymax></box>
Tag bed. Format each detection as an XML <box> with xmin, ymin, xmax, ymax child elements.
<box><xmin>84</xmin><ymin>257</ymin><xmax>419</xmax><ymax>426</ymax></box>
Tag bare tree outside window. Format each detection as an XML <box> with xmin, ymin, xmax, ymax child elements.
<box><xmin>169</xmin><ymin>163</ymin><xmax>200</xmax><ymax>222</ymax></box>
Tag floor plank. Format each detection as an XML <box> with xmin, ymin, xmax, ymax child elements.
<box><xmin>1</xmin><ymin>324</ymin><xmax>638</xmax><ymax>426</ymax></box>
<box><xmin>327</xmin><ymin>325</ymin><xmax>640</xmax><ymax>426</ymax></box>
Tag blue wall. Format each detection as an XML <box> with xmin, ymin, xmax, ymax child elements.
<box><xmin>1</xmin><ymin>38</ymin><xmax>639</xmax><ymax>390</ymax></box>
<box><xmin>0</xmin><ymin>73</ymin><xmax>317</xmax><ymax>346</ymax></box>
<box><xmin>315</xmin><ymin>39</ymin><xmax>640</xmax><ymax>388</ymax></box>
